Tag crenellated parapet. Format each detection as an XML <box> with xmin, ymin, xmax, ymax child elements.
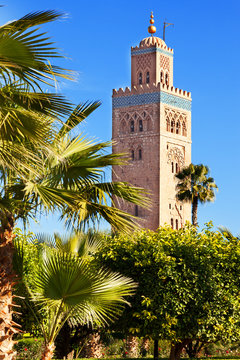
<box><xmin>112</xmin><ymin>82</ymin><xmax>191</xmax><ymax>112</ymax></box>
<box><xmin>113</xmin><ymin>82</ymin><xmax>191</xmax><ymax>100</ymax></box>
<box><xmin>161</xmin><ymin>83</ymin><xmax>191</xmax><ymax>99</ymax></box>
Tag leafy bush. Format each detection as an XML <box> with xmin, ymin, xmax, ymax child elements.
<box><xmin>15</xmin><ymin>337</ymin><xmax>43</xmax><ymax>360</ymax></box>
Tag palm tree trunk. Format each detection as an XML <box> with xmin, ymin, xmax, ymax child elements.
<box><xmin>192</xmin><ymin>196</ymin><xmax>198</xmax><ymax>226</ymax></box>
<box><xmin>0</xmin><ymin>214</ymin><xmax>19</xmax><ymax>360</ymax></box>
<box><xmin>41</xmin><ymin>342</ymin><xmax>55</xmax><ymax>360</ymax></box>
<box><xmin>85</xmin><ymin>332</ymin><xmax>103</xmax><ymax>358</ymax></box>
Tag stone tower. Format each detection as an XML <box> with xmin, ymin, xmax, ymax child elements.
<box><xmin>112</xmin><ymin>14</ymin><xmax>192</xmax><ymax>231</ymax></box>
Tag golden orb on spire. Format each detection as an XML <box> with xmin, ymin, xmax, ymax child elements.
<box><xmin>148</xmin><ymin>11</ymin><xmax>156</xmax><ymax>35</ymax></box>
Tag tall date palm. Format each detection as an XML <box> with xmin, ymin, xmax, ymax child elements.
<box><xmin>0</xmin><ymin>11</ymin><xmax>148</xmax><ymax>359</ymax></box>
<box><xmin>0</xmin><ymin>11</ymin><xmax>75</xmax><ymax>359</ymax></box>
<box><xmin>175</xmin><ymin>163</ymin><xmax>218</xmax><ymax>226</ymax></box>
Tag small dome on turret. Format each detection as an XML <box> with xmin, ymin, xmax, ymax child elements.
<box><xmin>139</xmin><ymin>36</ymin><xmax>167</xmax><ymax>48</ymax></box>
<box><xmin>139</xmin><ymin>12</ymin><xmax>168</xmax><ymax>49</ymax></box>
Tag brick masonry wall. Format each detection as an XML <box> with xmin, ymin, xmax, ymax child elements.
<box><xmin>112</xmin><ymin>103</ymin><xmax>160</xmax><ymax>230</ymax></box>
<box><xmin>112</xmin><ymin>37</ymin><xmax>192</xmax><ymax>231</ymax></box>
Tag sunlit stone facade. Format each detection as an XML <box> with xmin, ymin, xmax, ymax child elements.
<box><xmin>112</xmin><ymin>32</ymin><xmax>192</xmax><ymax>231</ymax></box>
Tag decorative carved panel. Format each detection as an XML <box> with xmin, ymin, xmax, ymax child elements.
<box><xmin>165</xmin><ymin>107</ymin><xmax>188</xmax><ymax>136</ymax></box>
<box><xmin>136</xmin><ymin>54</ymin><xmax>152</xmax><ymax>71</ymax></box>
<box><xmin>160</xmin><ymin>55</ymin><xmax>170</xmax><ymax>71</ymax></box>
<box><xmin>167</xmin><ymin>147</ymin><xmax>185</xmax><ymax>167</ymax></box>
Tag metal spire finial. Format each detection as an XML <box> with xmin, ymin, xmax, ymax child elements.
<box><xmin>148</xmin><ymin>11</ymin><xmax>156</xmax><ymax>36</ymax></box>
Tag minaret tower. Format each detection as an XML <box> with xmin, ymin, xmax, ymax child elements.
<box><xmin>112</xmin><ymin>13</ymin><xmax>192</xmax><ymax>231</ymax></box>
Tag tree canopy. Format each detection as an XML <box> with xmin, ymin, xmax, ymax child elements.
<box><xmin>95</xmin><ymin>224</ymin><xmax>240</xmax><ymax>360</ymax></box>
<box><xmin>13</xmin><ymin>229</ymin><xmax>136</xmax><ymax>360</ymax></box>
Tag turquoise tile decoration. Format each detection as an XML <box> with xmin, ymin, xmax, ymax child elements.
<box><xmin>112</xmin><ymin>91</ymin><xmax>191</xmax><ymax>111</ymax></box>
<box><xmin>131</xmin><ymin>48</ymin><xmax>173</xmax><ymax>57</ymax></box>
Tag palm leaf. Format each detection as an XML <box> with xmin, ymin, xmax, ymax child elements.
<box><xmin>1</xmin><ymin>10</ymin><xmax>64</xmax><ymax>31</ymax></box>
<box><xmin>0</xmin><ymin>10</ymin><xmax>74</xmax><ymax>87</ymax></box>
<box><xmin>30</xmin><ymin>251</ymin><xmax>136</xmax><ymax>341</ymax></box>
<box><xmin>58</xmin><ymin>101</ymin><xmax>101</xmax><ymax>138</ymax></box>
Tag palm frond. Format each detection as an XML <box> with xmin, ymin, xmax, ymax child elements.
<box><xmin>1</xmin><ymin>10</ymin><xmax>64</xmax><ymax>31</ymax></box>
<box><xmin>30</xmin><ymin>251</ymin><xmax>136</xmax><ymax>340</ymax></box>
<box><xmin>0</xmin><ymin>83</ymin><xmax>74</xmax><ymax>119</ymax></box>
<box><xmin>218</xmin><ymin>227</ymin><xmax>240</xmax><ymax>241</ymax></box>
<box><xmin>0</xmin><ymin>10</ymin><xmax>74</xmax><ymax>87</ymax></box>
<box><xmin>23</xmin><ymin>181</ymin><xmax>79</xmax><ymax>212</ymax></box>
<box><xmin>61</xmin><ymin>200</ymin><xmax>142</xmax><ymax>234</ymax></box>
<box><xmin>58</xmin><ymin>101</ymin><xmax>101</xmax><ymax>137</ymax></box>
<box><xmin>175</xmin><ymin>163</ymin><xmax>217</xmax><ymax>204</ymax></box>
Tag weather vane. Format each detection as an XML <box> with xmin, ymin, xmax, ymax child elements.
<box><xmin>163</xmin><ymin>21</ymin><xmax>174</xmax><ymax>41</ymax></box>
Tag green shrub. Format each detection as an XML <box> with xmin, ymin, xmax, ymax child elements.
<box><xmin>15</xmin><ymin>337</ymin><xmax>43</xmax><ymax>360</ymax></box>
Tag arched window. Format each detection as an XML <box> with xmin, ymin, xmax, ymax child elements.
<box><xmin>139</xmin><ymin>149</ymin><xmax>142</xmax><ymax>160</ymax></box>
<box><xmin>131</xmin><ymin>150</ymin><xmax>134</xmax><ymax>160</ymax></box>
<box><xmin>171</xmin><ymin>218</ymin><xmax>174</xmax><ymax>229</ymax></box>
<box><xmin>139</xmin><ymin>72</ymin><xmax>142</xmax><ymax>85</ymax></box>
<box><xmin>130</xmin><ymin>120</ymin><xmax>134</xmax><ymax>132</ymax></box>
<box><xmin>139</xmin><ymin>119</ymin><xmax>143</xmax><ymax>132</ymax></box>
<box><xmin>120</xmin><ymin>120</ymin><xmax>126</xmax><ymax>134</ymax></box>
<box><xmin>147</xmin><ymin>117</ymin><xmax>152</xmax><ymax>131</ymax></box>
<box><xmin>171</xmin><ymin>162</ymin><xmax>174</xmax><ymax>173</ymax></box>
<box><xmin>160</xmin><ymin>71</ymin><xmax>164</xmax><ymax>83</ymax></box>
<box><xmin>176</xmin><ymin>219</ymin><xmax>179</xmax><ymax>230</ymax></box>
<box><xmin>146</xmin><ymin>71</ymin><xmax>150</xmax><ymax>84</ymax></box>
<box><xmin>165</xmin><ymin>73</ymin><xmax>169</xmax><ymax>85</ymax></box>
<box><xmin>171</xmin><ymin>120</ymin><xmax>175</xmax><ymax>133</ymax></box>
<box><xmin>135</xmin><ymin>205</ymin><xmax>139</xmax><ymax>216</ymax></box>
<box><xmin>182</xmin><ymin>122</ymin><xmax>187</xmax><ymax>136</ymax></box>
<box><xmin>176</xmin><ymin>121</ymin><xmax>180</xmax><ymax>134</ymax></box>
<box><xmin>166</xmin><ymin>119</ymin><xmax>170</xmax><ymax>131</ymax></box>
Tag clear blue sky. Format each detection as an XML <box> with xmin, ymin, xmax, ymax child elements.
<box><xmin>3</xmin><ymin>0</ymin><xmax>240</xmax><ymax>235</ymax></box>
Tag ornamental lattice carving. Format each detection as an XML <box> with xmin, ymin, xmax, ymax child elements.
<box><xmin>167</xmin><ymin>147</ymin><xmax>185</xmax><ymax>167</ymax></box>
<box><xmin>160</xmin><ymin>55</ymin><xmax>170</xmax><ymax>71</ymax></box>
<box><xmin>136</xmin><ymin>54</ymin><xmax>152</xmax><ymax>71</ymax></box>
<box><xmin>165</xmin><ymin>107</ymin><xmax>188</xmax><ymax>136</ymax></box>
<box><xmin>118</xmin><ymin>110</ymin><xmax>153</xmax><ymax>134</ymax></box>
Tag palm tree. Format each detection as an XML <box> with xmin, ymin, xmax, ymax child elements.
<box><xmin>0</xmin><ymin>10</ymin><xmax>75</xmax><ymax>174</ymax></box>
<box><xmin>0</xmin><ymin>101</ymin><xmax>148</xmax><ymax>360</ymax></box>
<box><xmin>0</xmin><ymin>11</ymin><xmax>76</xmax><ymax>359</ymax></box>
<box><xmin>0</xmin><ymin>11</ymin><xmax>149</xmax><ymax>359</ymax></box>
<box><xmin>219</xmin><ymin>227</ymin><xmax>240</xmax><ymax>241</ymax></box>
<box><xmin>14</xmin><ymin>240</ymin><xmax>136</xmax><ymax>360</ymax></box>
<box><xmin>175</xmin><ymin>163</ymin><xmax>218</xmax><ymax>226</ymax></box>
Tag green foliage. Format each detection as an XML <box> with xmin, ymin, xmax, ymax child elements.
<box><xmin>14</xmin><ymin>337</ymin><xmax>43</xmax><ymax>360</ymax></box>
<box><xmin>95</xmin><ymin>224</ymin><xmax>240</xmax><ymax>345</ymax></box>
<box><xmin>13</xmin><ymin>229</ymin><xmax>42</xmax><ymax>335</ymax></box>
<box><xmin>175</xmin><ymin>164</ymin><xmax>218</xmax><ymax>204</ymax></box>
<box><xmin>0</xmin><ymin>10</ymin><xmax>74</xmax><ymax>87</ymax></box>
<box><xmin>14</xmin><ymin>230</ymin><xmax>137</xmax><ymax>358</ymax></box>
<box><xmin>175</xmin><ymin>163</ymin><xmax>218</xmax><ymax>226</ymax></box>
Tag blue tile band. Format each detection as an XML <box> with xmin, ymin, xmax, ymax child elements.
<box><xmin>131</xmin><ymin>48</ymin><xmax>173</xmax><ymax>57</ymax></box>
<box><xmin>112</xmin><ymin>91</ymin><xmax>191</xmax><ymax>111</ymax></box>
